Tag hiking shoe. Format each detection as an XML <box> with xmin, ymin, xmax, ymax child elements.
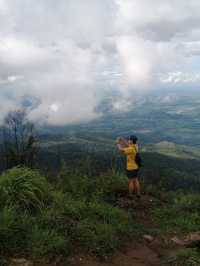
<box><xmin>136</xmin><ymin>194</ymin><xmax>141</xmax><ymax>200</ymax></box>
<box><xmin>128</xmin><ymin>194</ymin><xmax>134</xmax><ymax>199</ymax></box>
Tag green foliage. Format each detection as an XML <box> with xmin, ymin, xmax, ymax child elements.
<box><xmin>29</xmin><ymin>225</ymin><xmax>69</xmax><ymax>259</ymax></box>
<box><xmin>164</xmin><ymin>248</ymin><xmax>200</xmax><ymax>266</ymax></box>
<box><xmin>152</xmin><ymin>193</ymin><xmax>200</xmax><ymax>234</ymax></box>
<box><xmin>58</xmin><ymin>163</ymin><xmax>127</xmax><ymax>202</ymax></box>
<box><xmin>73</xmin><ymin>221</ymin><xmax>117</xmax><ymax>257</ymax></box>
<box><xmin>64</xmin><ymin>199</ymin><xmax>138</xmax><ymax>257</ymax></box>
<box><xmin>0</xmin><ymin>207</ymin><xmax>33</xmax><ymax>254</ymax></box>
<box><xmin>96</xmin><ymin>169</ymin><xmax>127</xmax><ymax>195</ymax></box>
<box><xmin>38</xmin><ymin>145</ymin><xmax>200</xmax><ymax>193</ymax></box>
<box><xmin>0</xmin><ymin>166</ymin><xmax>141</xmax><ymax>261</ymax></box>
<box><xmin>0</xmin><ymin>206</ymin><xmax>69</xmax><ymax>259</ymax></box>
<box><xmin>0</xmin><ymin>167</ymin><xmax>49</xmax><ymax>213</ymax></box>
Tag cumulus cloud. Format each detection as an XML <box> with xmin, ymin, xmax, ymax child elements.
<box><xmin>0</xmin><ymin>0</ymin><xmax>200</xmax><ymax>125</ymax></box>
<box><xmin>160</xmin><ymin>72</ymin><xmax>200</xmax><ymax>84</ymax></box>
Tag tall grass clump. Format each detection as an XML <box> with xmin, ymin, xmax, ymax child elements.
<box><xmin>0</xmin><ymin>167</ymin><xmax>49</xmax><ymax>213</ymax></box>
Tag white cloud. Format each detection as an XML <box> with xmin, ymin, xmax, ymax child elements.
<box><xmin>0</xmin><ymin>0</ymin><xmax>200</xmax><ymax>124</ymax></box>
<box><xmin>160</xmin><ymin>72</ymin><xmax>200</xmax><ymax>84</ymax></box>
<box><xmin>50</xmin><ymin>103</ymin><xmax>59</xmax><ymax>113</ymax></box>
<box><xmin>116</xmin><ymin>36</ymin><xmax>157</xmax><ymax>90</ymax></box>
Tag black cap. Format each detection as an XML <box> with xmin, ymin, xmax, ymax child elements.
<box><xmin>129</xmin><ymin>135</ymin><xmax>138</xmax><ymax>143</ymax></box>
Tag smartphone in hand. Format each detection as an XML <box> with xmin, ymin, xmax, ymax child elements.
<box><xmin>116</xmin><ymin>137</ymin><xmax>128</xmax><ymax>148</ymax></box>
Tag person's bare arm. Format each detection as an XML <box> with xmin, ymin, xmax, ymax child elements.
<box><xmin>117</xmin><ymin>144</ymin><xmax>124</xmax><ymax>152</ymax></box>
<box><xmin>116</xmin><ymin>137</ymin><xmax>128</xmax><ymax>152</ymax></box>
<box><xmin>121</xmin><ymin>137</ymin><xmax>128</xmax><ymax>147</ymax></box>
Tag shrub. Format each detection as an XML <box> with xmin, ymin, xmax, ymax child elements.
<box><xmin>0</xmin><ymin>167</ymin><xmax>50</xmax><ymax>213</ymax></box>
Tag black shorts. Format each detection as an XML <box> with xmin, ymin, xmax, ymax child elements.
<box><xmin>126</xmin><ymin>169</ymin><xmax>139</xmax><ymax>179</ymax></box>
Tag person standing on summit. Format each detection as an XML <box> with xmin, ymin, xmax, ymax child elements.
<box><xmin>116</xmin><ymin>135</ymin><xmax>141</xmax><ymax>198</ymax></box>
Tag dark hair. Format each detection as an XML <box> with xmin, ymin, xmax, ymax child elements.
<box><xmin>129</xmin><ymin>135</ymin><xmax>138</xmax><ymax>144</ymax></box>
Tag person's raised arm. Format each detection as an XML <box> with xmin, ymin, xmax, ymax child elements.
<box><xmin>116</xmin><ymin>137</ymin><xmax>128</xmax><ymax>152</ymax></box>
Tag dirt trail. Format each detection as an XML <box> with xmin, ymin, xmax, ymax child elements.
<box><xmin>67</xmin><ymin>238</ymin><xmax>181</xmax><ymax>266</ymax></box>
<box><xmin>67</xmin><ymin>243</ymin><xmax>162</xmax><ymax>266</ymax></box>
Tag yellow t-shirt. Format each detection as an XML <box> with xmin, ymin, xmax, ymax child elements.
<box><xmin>123</xmin><ymin>144</ymin><xmax>139</xmax><ymax>170</ymax></box>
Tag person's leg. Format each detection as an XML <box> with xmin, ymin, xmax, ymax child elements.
<box><xmin>128</xmin><ymin>179</ymin><xmax>135</xmax><ymax>195</ymax></box>
<box><xmin>132</xmin><ymin>179</ymin><xmax>137</xmax><ymax>194</ymax></box>
<box><xmin>135</xmin><ymin>177</ymin><xmax>141</xmax><ymax>197</ymax></box>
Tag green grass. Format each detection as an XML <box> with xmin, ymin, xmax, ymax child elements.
<box><xmin>152</xmin><ymin>193</ymin><xmax>200</xmax><ymax>234</ymax></box>
<box><xmin>0</xmin><ymin>166</ymin><xmax>143</xmax><ymax>261</ymax></box>
<box><xmin>164</xmin><ymin>248</ymin><xmax>200</xmax><ymax>266</ymax></box>
<box><xmin>2</xmin><ymin>165</ymin><xmax>200</xmax><ymax>262</ymax></box>
<box><xmin>149</xmin><ymin>192</ymin><xmax>200</xmax><ymax>266</ymax></box>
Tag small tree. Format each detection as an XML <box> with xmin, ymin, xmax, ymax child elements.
<box><xmin>2</xmin><ymin>110</ymin><xmax>38</xmax><ymax>169</ymax></box>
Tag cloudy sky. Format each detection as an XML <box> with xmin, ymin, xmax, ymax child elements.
<box><xmin>0</xmin><ymin>0</ymin><xmax>200</xmax><ymax>125</ymax></box>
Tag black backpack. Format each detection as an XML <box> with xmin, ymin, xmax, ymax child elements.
<box><xmin>134</xmin><ymin>147</ymin><xmax>143</xmax><ymax>168</ymax></box>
